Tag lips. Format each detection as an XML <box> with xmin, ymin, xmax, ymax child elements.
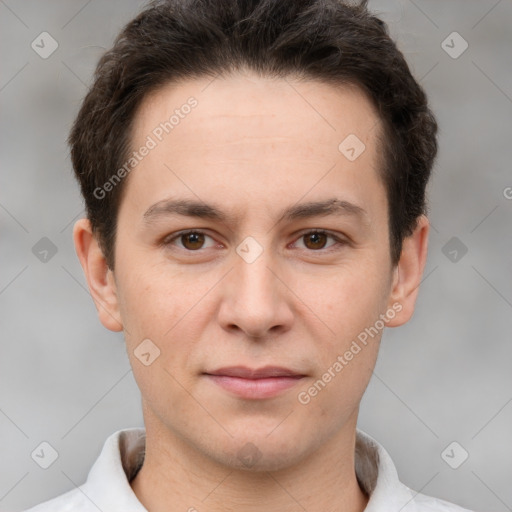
<box><xmin>205</xmin><ymin>366</ymin><xmax>304</xmax><ymax>379</ymax></box>
<box><xmin>203</xmin><ymin>366</ymin><xmax>306</xmax><ymax>399</ymax></box>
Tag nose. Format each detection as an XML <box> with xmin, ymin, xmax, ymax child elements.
<box><xmin>217</xmin><ymin>246</ymin><xmax>294</xmax><ymax>340</ymax></box>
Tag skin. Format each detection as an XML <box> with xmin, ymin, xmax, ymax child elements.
<box><xmin>74</xmin><ymin>71</ymin><xmax>429</xmax><ymax>512</ymax></box>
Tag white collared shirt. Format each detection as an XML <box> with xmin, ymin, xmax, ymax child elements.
<box><xmin>25</xmin><ymin>428</ymin><xmax>474</xmax><ymax>512</ymax></box>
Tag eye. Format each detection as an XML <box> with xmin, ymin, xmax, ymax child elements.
<box><xmin>163</xmin><ymin>230</ymin><xmax>218</xmax><ymax>251</ymax></box>
<box><xmin>162</xmin><ymin>229</ymin><xmax>347</xmax><ymax>253</ymax></box>
<box><xmin>292</xmin><ymin>230</ymin><xmax>346</xmax><ymax>251</ymax></box>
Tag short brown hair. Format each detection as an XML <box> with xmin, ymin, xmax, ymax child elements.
<box><xmin>69</xmin><ymin>0</ymin><xmax>438</xmax><ymax>270</ymax></box>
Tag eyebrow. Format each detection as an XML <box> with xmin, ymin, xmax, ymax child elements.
<box><xmin>142</xmin><ymin>197</ymin><xmax>369</xmax><ymax>226</ymax></box>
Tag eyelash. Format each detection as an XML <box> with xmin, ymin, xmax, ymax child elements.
<box><xmin>162</xmin><ymin>229</ymin><xmax>348</xmax><ymax>253</ymax></box>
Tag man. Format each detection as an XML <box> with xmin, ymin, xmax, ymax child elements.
<box><xmin>26</xmin><ymin>0</ymin><xmax>474</xmax><ymax>510</ymax></box>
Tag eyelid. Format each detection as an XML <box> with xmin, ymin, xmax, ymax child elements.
<box><xmin>162</xmin><ymin>229</ymin><xmax>220</xmax><ymax>249</ymax></box>
<box><xmin>162</xmin><ymin>228</ymin><xmax>349</xmax><ymax>253</ymax></box>
<box><xmin>290</xmin><ymin>229</ymin><xmax>348</xmax><ymax>251</ymax></box>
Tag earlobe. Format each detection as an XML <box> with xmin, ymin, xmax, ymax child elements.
<box><xmin>72</xmin><ymin>218</ymin><xmax>123</xmax><ymax>332</ymax></box>
<box><xmin>385</xmin><ymin>215</ymin><xmax>430</xmax><ymax>328</ymax></box>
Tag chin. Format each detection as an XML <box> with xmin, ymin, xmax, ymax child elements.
<box><xmin>223</xmin><ymin>441</ymin><xmax>309</xmax><ymax>473</ymax></box>
<box><xmin>197</xmin><ymin>426</ymin><xmax>317</xmax><ymax>473</ymax></box>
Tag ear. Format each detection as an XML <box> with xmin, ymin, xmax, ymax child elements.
<box><xmin>385</xmin><ymin>214</ymin><xmax>429</xmax><ymax>327</ymax></box>
<box><xmin>73</xmin><ymin>218</ymin><xmax>123</xmax><ymax>332</ymax></box>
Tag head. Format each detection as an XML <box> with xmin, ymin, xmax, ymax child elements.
<box><xmin>72</xmin><ymin>0</ymin><xmax>436</xmax><ymax>472</ymax></box>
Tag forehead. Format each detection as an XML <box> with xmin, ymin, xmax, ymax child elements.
<box><xmin>133</xmin><ymin>72</ymin><xmax>381</xmax><ymax>152</ymax></box>
<box><xmin>122</xmin><ymin>72</ymin><xmax>385</xmax><ymax>225</ymax></box>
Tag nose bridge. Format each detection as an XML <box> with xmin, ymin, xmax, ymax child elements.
<box><xmin>233</xmin><ymin>241</ymin><xmax>279</xmax><ymax>307</ymax></box>
<box><xmin>219</xmin><ymin>237</ymin><xmax>292</xmax><ymax>337</ymax></box>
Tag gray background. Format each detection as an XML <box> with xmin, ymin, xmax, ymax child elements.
<box><xmin>1</xmin><ymin>0</ymin><xmax>511</xmax><ymax>510</ymax></box>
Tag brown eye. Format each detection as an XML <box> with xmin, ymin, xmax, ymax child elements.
<box><xmin>180</xmin><ymin>232</ymin><xmax>205</xmax><ymax>250</ymax></box>
<box><xmin>303</xmin><ymin>231</ymin><xmax>328</xmax><ymax>250</ymax></box>
<box><xmin>293</xmin><ymin>230</ymin><xmax>345</xmax><ymax>252</ymax></box>
<box><xmin>163</xmin><ymin>230</ymin><xmax>219</xmax><ymax>252</ymax></box>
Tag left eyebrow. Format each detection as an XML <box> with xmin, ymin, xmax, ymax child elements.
<box><xmin>280</xmin><ymin>198</ymin><xmax>369</xmax><ymax>225</ymax></box>
<box><xmin>142</xmin><ymin>197</ymin><xmax>370</xmax><ymax>227</ymax></box>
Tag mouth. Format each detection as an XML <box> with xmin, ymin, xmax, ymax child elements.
<box><xmin>203</xmin><ymin>366</ymin><xmax>306</xmax><ymax>399</ymax></box>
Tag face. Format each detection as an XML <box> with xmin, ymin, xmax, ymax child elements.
<box><xmin>76</xmin><ymin>71</ymin><xmax>427</xmax><ymax>472</ymax></box>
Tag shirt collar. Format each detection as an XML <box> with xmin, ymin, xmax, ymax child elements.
<box><xmin>83</xmin><ymin>428</ymin><xmax>147</xmax><ymax>511</ymax></box>
<box><xmin>81</xmin><ymin>427</ymin><xmax>421</xmax><ymax>511</ymax></box>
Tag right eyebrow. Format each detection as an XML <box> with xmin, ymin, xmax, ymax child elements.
<box><xmin>142</xmin><ymin>197</ymin><xmax>370</xmax><ymax>228</ymax></box>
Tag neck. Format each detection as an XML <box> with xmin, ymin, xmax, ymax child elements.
<box><xmin>130</xmin><ymin>410</ymin><xmax>369</xmax><ymax>512</ymax></box>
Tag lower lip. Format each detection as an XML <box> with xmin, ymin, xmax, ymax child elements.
<box><xmin>205</xmin><ymin>374</ymin><xmax>304</xmax><ymax>399</ymax></box>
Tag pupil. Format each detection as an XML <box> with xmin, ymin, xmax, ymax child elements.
<box><xmin>181</xmin><ymin>232</ymin><xmax>327</xmax><ymax>251</ymax></box>
<box><xmin>307</xmin><ymin>232</ymin><xmax>325</xmax><ymax>249</ymax></box>
<box><xmin>184</xmin><ymin>232</ymin><xmax>204</xmax><ymax>249</ymax></box>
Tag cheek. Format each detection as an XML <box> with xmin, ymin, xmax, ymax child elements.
<box><xmin>297</xmin><ymin>343</ymin><xmax>378</xmax><ymax>431</ymax></box>
<box><xmin>115</xmin><ymin>261</ymin><xmax>216</xmax><ymax>359</ymax></box>
<box><xmin>116</xmin><ymin>267</ymin><xmax>202</xmax><ymax>406</ymax></box>
<box><xmin>302</xmin><ymin>259</ymin><xmax>391</xmax><ymax>342</ymax></box>
<box><xmin>116</xmin><ymin>252</ymin><xmax>176</xmax><ymax>317</ymax></box>
<box><xmin>295</xmin><ymin>269</ymin><xmax>385</xmax><ymax>415</ymax></box>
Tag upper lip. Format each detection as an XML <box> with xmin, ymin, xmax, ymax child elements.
<box><xmin>205</xmin><ymin>366</ymin><xmax>304</xmax><ymax>379</ymax></box>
